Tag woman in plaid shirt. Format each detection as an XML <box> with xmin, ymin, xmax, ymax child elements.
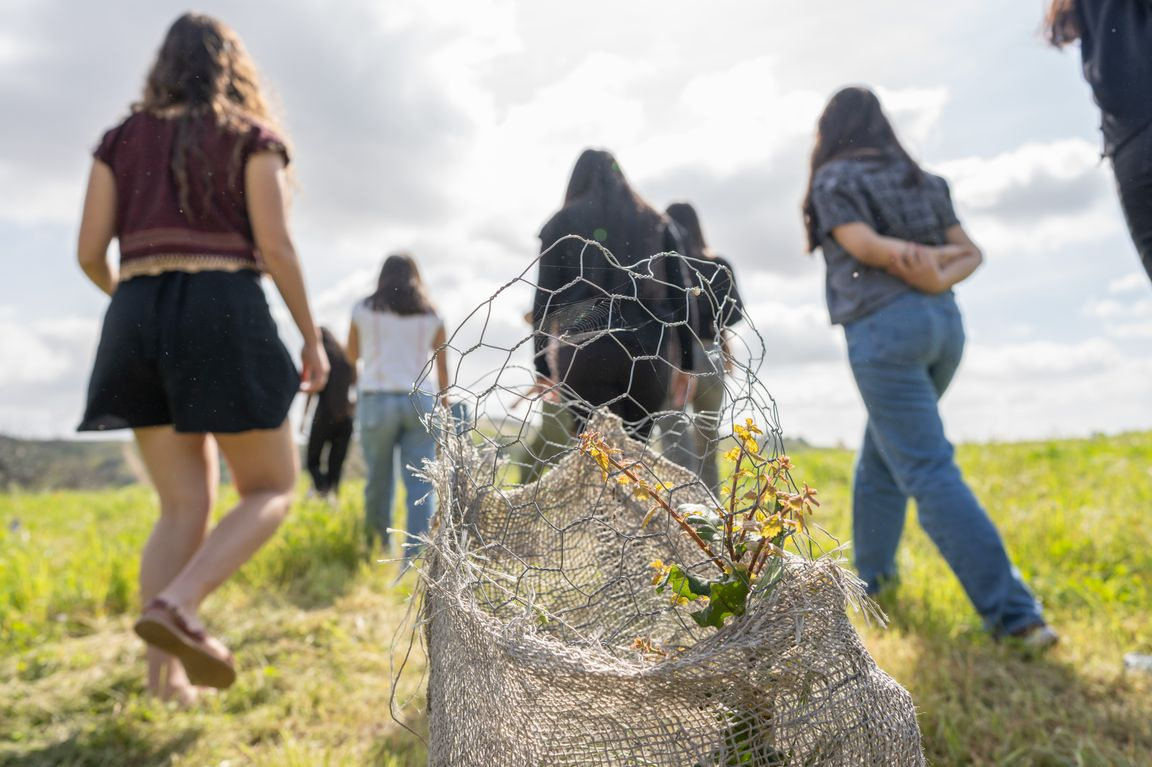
<box><xmin>801</xmin><ymin>86</ymin><xmax>1056</xmax><ymax>649</ymax></box>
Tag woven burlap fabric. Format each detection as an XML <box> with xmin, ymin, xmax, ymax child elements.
<box><xmin>420</xmin><ymin>414</ymin><xmax>926</xmax><ymax>766</ymax></box>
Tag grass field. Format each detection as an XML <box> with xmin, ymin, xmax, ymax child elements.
<box><xmin>2</xmin><ymin>432</ymin><xmax>1151</xmax><ymax>766</ymax></box>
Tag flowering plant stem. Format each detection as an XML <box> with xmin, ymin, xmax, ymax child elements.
<box><xmin>579</xmin><ymin>419</ymin><xmax>819</xmax><ymax>631</ymax></box>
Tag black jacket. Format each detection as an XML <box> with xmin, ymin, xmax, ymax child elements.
<box><xmin>533</xmin><ymin>215</ymin><xmax>698</xmax><ymax>377</ymax></box>
<box><xmin>1076</xmin><ymin>0</ymin><xmax>1152</xmax><ymax>154</ymax></box>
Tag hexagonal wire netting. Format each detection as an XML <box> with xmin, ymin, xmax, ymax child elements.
<box><xmin>392</xmin><ymin>237</ymin><xmax>925</xmax><ymax>766</ymax></box>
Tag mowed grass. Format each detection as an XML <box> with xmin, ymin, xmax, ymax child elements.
<box><xmin>2</xmin><ymin>433</ymin><xmax>1151</xmax><ymax>766</ymax></box>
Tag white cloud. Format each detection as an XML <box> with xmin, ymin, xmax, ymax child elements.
<box><xmin>1082</xmin><ymin>287</ymin><xmax>1152</xmax><ymax>340</ymax></box>
<box><xmin>1083</xmin><ymin>296</ymin><xmax>1152</xmax><ymax>321</ymax></box>
<box><xmin>931</xmin><ymin>139</ymin><xmax>1119</xmax><ymax>258</ymax></box>
<box><xmin>943</xmin><ymin>339</ymin><xmax>1152</xmax><ymax>441</ymax></box>
<box><xmin>0</xmin><ymin>160</ymin><xmax>83</xmax><ymax>225</ymax></box>
<box><xmin>2</xmin><ymin>0</ymin><xmax>1148</xmax><ymax>445</ymax></box>
<box><xmin>1101</xmin><ymin>322</ymin><xmax>1152</xmax><ymax>339</ymax></box>
<box><xmin>877</xmin><ymin>85</ymin><xmax>951</xmax><ymax>148</ymax></box>
<box><xmin>770</xmin><ymin>336</ymin><xmax>1152</xmax><ymax>447</ymax></box>
<box><xmin>638</xmin><ymin>57</ymin><xmax>825</xmax><ymax>174</ymax></box>
<box><xmin>1108</xmin><ymin>272</ymin><xmax>1149</xmax><ymax>295</ymax></box>
<box><xmin>0</xmin><ymin>317</ymin><xmax>96</xmax><ymax>385</ymax></box>
<box><xmin>940</xmin><ymin>139</ymin><xmax>1103</xmax><ymax>209</ymax></box>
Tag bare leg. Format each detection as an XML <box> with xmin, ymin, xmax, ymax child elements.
<box><xmin>133</xmin><ymin>427</ymin><xmax>217</xmax><ymax>702</ymax></box>
<box><xmin>154</xmin><ymin>422</ymin><xmax>297</xmax><ymax>624</ymax></box>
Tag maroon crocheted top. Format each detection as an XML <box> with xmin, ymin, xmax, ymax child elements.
<box><xmin>93</xmin><ymin>111</ymin><xmax>289</xmax><ymax>280</ymax></box>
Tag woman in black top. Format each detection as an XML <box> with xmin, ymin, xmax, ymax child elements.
<box><xmin>1047</xmin><ymin>0</ymin><xmax>1152</xmax><ymax>283</ymax></box>
<box><xmin>1046</xmin><ymin>0</ymin><xmax>1151</xmax><ymax>667</ymax></box>
<box><xmin>305</xmin><ymin>327</ymin><xmax>356</xmax><ymax>500</ymax></box>
<box><xmin>533</xmin><ymin>149</ymin><xmax>697</xmax><ymax>440</ymax></box>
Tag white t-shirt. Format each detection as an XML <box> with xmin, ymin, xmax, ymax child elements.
<box><xmin>352</xmin><ymin>301</ymin><xmax>443</xmax><ymax>393</ymax></box>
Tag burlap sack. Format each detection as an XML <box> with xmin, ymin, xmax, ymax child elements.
<box><xmin>420</xmin><ymin>414</ymin><xmax>926</xmax><ymax>766</ymax></box>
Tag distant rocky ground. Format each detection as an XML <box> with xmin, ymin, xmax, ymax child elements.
<box><xmin>0</xmin><ymin>434</ymin><xmax>368</xmax><ymax>492</ymax></box>
<box><xmin>0</xmin><ymin>435</ymin><xmax>141</xmax><ymax>491</ymax></box>
<box><xmin>0</xmin><ymin>427</ymin><xmax>809</xmax><ymax>492</ymax></box>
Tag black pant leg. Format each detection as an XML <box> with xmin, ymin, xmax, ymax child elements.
<box><xmin>1112</xmin><ymin>125</ymin><xmax>1152</xmax><ymax>285</ymax></box>
<box><xmin>326</xmin><ymin>418</ymin><xmax>354</xmax><ymax>492</ymax></box>
<box><xmin>556</xmin><ymin>336</ymin><xmax>669</xmax><ymax>441</ymax></box>
<box><xmin>306</xmin><ymin>417</ymin><xmax>329</xmax><ymax>492</ymax></box>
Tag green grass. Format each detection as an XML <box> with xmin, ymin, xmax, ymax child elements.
<box><xmin>2</xmin><ymin>434</ymin><xmax>1151</xmax><ymax>765</ymax></box>
<box><xmin>791</xmin><ymin>433</ymin><xmax>1152</xmax><ymax>766</ymax></box>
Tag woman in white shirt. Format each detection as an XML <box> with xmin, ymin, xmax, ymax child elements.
<box><xmin>347</xmin><ymin>253</ymin><xmax>448</xmax><ymax>559</ymax></box>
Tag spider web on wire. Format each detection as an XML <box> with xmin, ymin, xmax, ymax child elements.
<box><xmin>419</xmin><ymin>234</ymin><xmax>788</xmax><ymax>497</ymax></box>
<box><xmin>395</xmin><ymin>236</ymin><xmax>925</xmax><ymax>766</ymax></box>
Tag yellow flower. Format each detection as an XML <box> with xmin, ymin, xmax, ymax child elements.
<box><xmin>649</xmin><ymin>559</ymin><xmax>671</xmax><ymax>584</ymax></box>
<box><xmin>723</xmin><ymin>447</ymin><xmax>742</xmax><ymax>463</ymax></box>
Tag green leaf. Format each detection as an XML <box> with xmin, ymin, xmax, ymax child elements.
<box><xmin>692</xmin><ymin>521</ymin><xmax>720</xmax><ymax>543</ymax></box>
<box><xmin>657</xmin><ymin>563</ymin><xmax>712</xmax><ymax>602</ymax></box>
<box><xmin>681</xmin><ymin>505</ymin><xmax>723</xmax><ymax>543</ymax></box>
<box><xmin>689</xmin><ymin>575</ymin><xmax>751</xmax><ymax>629</ymax></box>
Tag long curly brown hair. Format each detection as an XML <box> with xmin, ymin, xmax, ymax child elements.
<box><xmin>134</xmin><ymin>13</ymin><xmax>285</xmax><ymax>221</ymax></box>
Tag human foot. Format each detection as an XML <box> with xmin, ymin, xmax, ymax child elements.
<box><xmin>1006</xmin><ymin>622</ymin><xmax>1059</xmax><ymax>653</ymax></box>
<box><xmin>151</xmin><ymin>681</ymin><xmax>200</xmax><ymax>707</ymax></box>
<box><xmin>134</xmin><ymin>598</ymin><xmax>236</xmax><ymax>689</ymax></box>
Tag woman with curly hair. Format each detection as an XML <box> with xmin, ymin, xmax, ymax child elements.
<box><xmin>77</xmin><ymin>13</ymin><xmax>328</xmax><ymax>700</ymax></box>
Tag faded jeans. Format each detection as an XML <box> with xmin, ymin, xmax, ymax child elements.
<box><xmin>844</xmin><ymin>291</ymin><xmax>1044</xmax><ymax>635</ymax></box>
<box><xmin>519</xmin><ymin>399</ymin><xmax>576</xmax><ymax>485</ymax></box>
<box><xmin>358</xmin><ymin>391</ymin><xmax>436</xmax><ymax>557</ymax></box>
<box><xmin>662</xmin><ymin>341</ymin><xmax>726</xmax><ymax>495</ymax></box>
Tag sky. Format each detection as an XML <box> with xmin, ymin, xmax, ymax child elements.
<box><xmin>1</xmin><ymin>0</ymin><xmax>1150</xmax><ymax>446</ymax></box>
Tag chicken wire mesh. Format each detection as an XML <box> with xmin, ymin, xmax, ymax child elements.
<box><xmin>407</xmin><ymin>236</ymin><xmax>925</xmax><ymax>766</ymax></box>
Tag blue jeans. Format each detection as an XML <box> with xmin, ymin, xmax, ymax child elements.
<box><xmin>358</xmin><ymin>391</ymin><xmax>436</xmax><ymax>556</ymax></box>
<box><xmin>844</xmin><ymin>291</ymin><xmax>1044</xmax><ymax>635</ymax></box>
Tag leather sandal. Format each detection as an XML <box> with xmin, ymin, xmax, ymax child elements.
<box><xmin>134</xmin><ymin>597</ymin><xmax>236</xmax><ymax>689</ymax></box>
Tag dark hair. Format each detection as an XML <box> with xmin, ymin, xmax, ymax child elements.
<box><xmin>554</xmin><ymin>148</ymin><xmax>666</xmax><ymax>265</ymax></box>
<box><xmin>365</xmin><ymin>253</ymin><xmax>435</xmax><ymax>315</ymax></box>
<box><xmin>1044</xmin><ymin>0</ymin><xmax>1080</xmax><ymax>47</ymax></box>
<box><xmin>135</xmin><ymin>13</ymin><xmax>283</xmax><ymax>221</ymax></box>
<box><xmin>802</xmin><ymin>86</ymin><xmax>925</xmax><ymax>252</ymax></box>
<box><xmin>318</xmin><ymin>326</ymin><xmax>347</xmax><ymax>365</ymax></box>
<box><xmin>665</xmin><ymin>202</ymin><xmax>712</xmax><ymax>262</ymax></box>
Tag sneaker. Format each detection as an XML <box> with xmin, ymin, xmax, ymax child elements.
<box><xmin>1009</xmin><ymin>623</ymin><xmax>1059</xmax><ymax>651</ymax></box>
<box><xmin>1123</xmin><ymin>653</ymin><xmax>1152</xmax><ymax>674</ymax></box>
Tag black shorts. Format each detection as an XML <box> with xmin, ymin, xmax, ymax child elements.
<box><xmin>79</xmin><ymin>270</ymin><xmax>299</xmax><ymax>434</ymax></box>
